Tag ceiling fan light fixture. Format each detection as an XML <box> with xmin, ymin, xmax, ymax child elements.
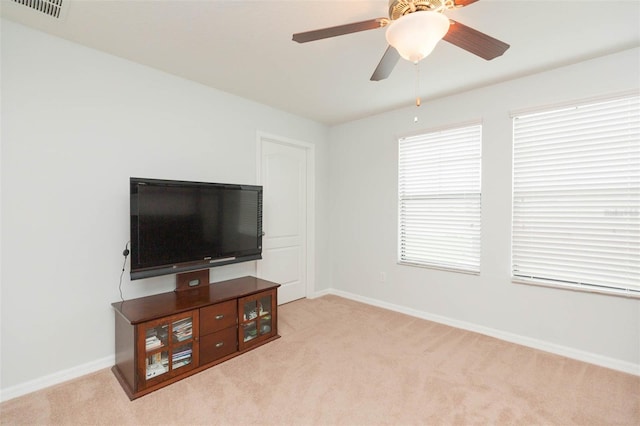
<box><xmin>385</xmin><ymin>11</ymin><xmax>450</xmax><ymax>63</ymax></box>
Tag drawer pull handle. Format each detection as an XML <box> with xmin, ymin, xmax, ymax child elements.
<box><xmin>215</xmin><ymin>314</ymin><xmax>224</xmax><ymax>320</ymax></box>
<box><xmin>215</xmin><ymin>342</ymin><xmax>224</xmax><ymax>348</ymax></box>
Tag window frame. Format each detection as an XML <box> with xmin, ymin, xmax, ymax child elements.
<box><xmin>511</xmin><ymin>93</ymin><xmax>640</xmax><ymax>298</ymax></box>
<box><xmin>397</xmin><ymin>122</ymin><xmax>482</xmax><ymax>274</ymax></box>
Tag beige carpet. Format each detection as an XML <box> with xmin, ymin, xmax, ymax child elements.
<box><xmin>1</xmin><ymin>295</ymin><xmax>639</xmax><ymax>425</ymax></box>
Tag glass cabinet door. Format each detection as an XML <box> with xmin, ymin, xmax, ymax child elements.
<box><xmin>239</xmin><ymin>290</ymin><xmax>276</xmax><ymax>350</ymax></box>
<box><xmin>138</xmin><ymin>310</ymin><xmax>199</xmax><ymax>388</ymax></box>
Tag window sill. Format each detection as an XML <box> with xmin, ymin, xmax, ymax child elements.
<box><xmin>398</xmin><ymin>261</ymin><xmax>480</xmax><ymax>276</ymax></box>
<box><xmin>512</xmin><ymin>278</ymin><xmax>640</xmax><ymax>299</ymax></box>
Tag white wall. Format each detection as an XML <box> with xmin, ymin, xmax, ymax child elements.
<box><xmin>0</xmin><ymin>19</ymin><xmax>329</xmax><ymax>393</ymax></box>
<box><xmin>328</xmin><ymin>48</ymin><xmax>640</xmax><ymax>372</ymax></box>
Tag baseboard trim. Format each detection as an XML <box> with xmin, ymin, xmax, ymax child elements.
<box><xmin>321</xmin><ymin>288</ymin><xmax>640</xmax><ymax>377</ymax></box>
<box><xmin>1</xmin><ymin>355</ymin><xmax>115</xmax><ymax>402</ymax></box>
<box><xmin>309</xmin><ymin>288</ymin><xmax>332</xmax><ymax>299</ymax></box>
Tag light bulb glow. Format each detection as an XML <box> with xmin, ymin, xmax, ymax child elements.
<box><xmin>385</xmin><ymin>11</ymin><xmax>450</xmax><ymax>63</ymax></box>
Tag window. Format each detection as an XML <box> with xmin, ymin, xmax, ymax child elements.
<box><xmin>398</xmin><ymin>123</ymin><xmax>482</xmax><ymax>273</ymax></box>
<box><xmin>512</xmin><ymin>94</ymin><xmax>640</xmax><ymax>296</ymax></box>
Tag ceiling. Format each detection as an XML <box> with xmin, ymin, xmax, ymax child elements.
<box><xmin>2</xmin><ymin>0</ymin><xmax>639</xmax><ymax>125</ymax></box>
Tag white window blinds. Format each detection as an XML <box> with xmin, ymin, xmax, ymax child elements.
<box><xmin>512</xmin><ymin>94</ymin><xmax>640</xmax><ymax>295</ymax></box>
<box><xmin>398</xmin><ymin>124</ymin><xmax>482</xmax><ymax>273</ymax></box>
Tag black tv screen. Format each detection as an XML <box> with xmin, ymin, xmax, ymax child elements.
<box><xmin>130</xmin><ymin>177</ymin><xmax>263</xmax><ymax>280</ymax></box>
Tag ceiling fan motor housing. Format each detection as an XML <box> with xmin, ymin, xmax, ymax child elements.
<box><xmin>388</xmin><ymin>0</ymin><xmax>448</xmax><ymax>20</ymax></box>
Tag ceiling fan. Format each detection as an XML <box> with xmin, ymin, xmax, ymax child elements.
<box><xmin>292</xmin><ymin>0</ymin><xmax>510</xmax><ymax>81</ymax></box>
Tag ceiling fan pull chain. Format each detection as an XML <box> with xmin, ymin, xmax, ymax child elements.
<box><xmin>415</xmin><ymin>61</ymin><xmax>421</xmax><ymax>108</ymax></box>
<box><xmin>414</xmin><ymin>62</ymin><xmax>421</xmax><ymax>123</ymax></box>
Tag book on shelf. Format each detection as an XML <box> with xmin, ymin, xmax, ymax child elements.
<box><xmin>172</xmin><ymin>359</ymin><xmax>191</xmax><ymax>369</ymax></box>
<box><xmin>172</xmin><ymin>319</ymin><xmax>193</xmax><ymax>342</ymax></box>
<box><xmin>146</xmin><ymin>336</ymin><xmax>163</xmax><ymax>350</ymax></box>
<box><xmin>172</xmin><ymin>348</ymin><xmax>192</xmax><ymax>361</ymax></box>
<box><xmin>172</xmin><ymin>346</ymin><xmax>192</xmax><ymax>369</ymax></box>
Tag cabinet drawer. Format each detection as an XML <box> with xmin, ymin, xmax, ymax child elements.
<box><xmin>200</xmin><ymin>300</ymin><xmax>237</xmax><ymax>335</ymax></box>
<box><xmin>200</xmin><ymin>327</ymin><xmax>237</xmax><ymax>365</ymax></box>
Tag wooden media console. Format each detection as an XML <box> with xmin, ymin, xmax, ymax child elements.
<box><xmin>111</xmin><ymin>275</ymin><xmax>280</xmax><ymax>400</ymax></box>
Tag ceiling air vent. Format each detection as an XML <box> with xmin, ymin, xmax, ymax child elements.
<box><xmin>11</xmin><ymin>0</ymin><xmax>66</xmax><ymax>19</ymax></box>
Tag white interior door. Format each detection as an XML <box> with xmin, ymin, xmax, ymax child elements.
<box><xmin>258</xmin><ymin>138</ymin><xmax>308</xmax><ymax>304</ymax></box>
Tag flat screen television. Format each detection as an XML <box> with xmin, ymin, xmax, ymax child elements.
<box><xmin>130</xmin><ymin>177</ymin><xmax>263</xmax><ymax>280</ymax></box>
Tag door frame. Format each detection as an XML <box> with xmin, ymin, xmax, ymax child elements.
<box><xmin>256</xmin><ymin>131</ymin><xmax>315</xmax><ymax>301</ymax></box>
